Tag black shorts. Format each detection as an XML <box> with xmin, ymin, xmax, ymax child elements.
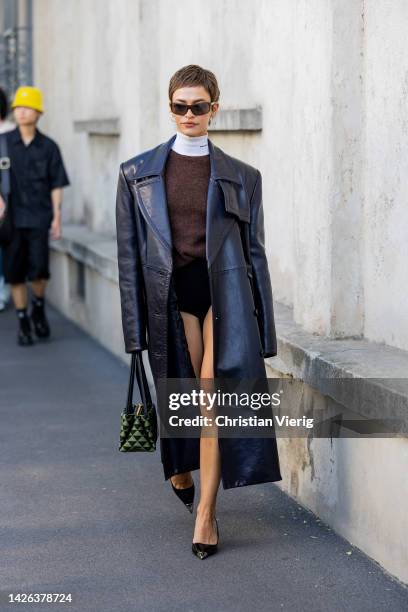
<box><xmin>173</xmin><ymin>257</ymin><xmax>212</xmax><ymax>326</ymax></box>
<box><xmin>2</xmin><ymin>227</ymin><xmax>50</xmax><ymax>284</ymax></box>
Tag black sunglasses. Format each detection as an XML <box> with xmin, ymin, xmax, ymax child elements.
<box><xmin>170</xmin><ymin>101</ymin><xmax>215</xmax><ymax>116</ymax></box>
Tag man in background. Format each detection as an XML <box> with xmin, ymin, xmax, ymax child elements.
<box><xmin>0</xmin><ymin>86</ymin><xmax>70</xmax><ymax>345</ymax></box>
<box><xmin>0</xmin><ymin>87</ymin><xmax>15</xmax><ymax>311</ymax></box>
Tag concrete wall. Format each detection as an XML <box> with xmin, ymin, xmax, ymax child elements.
<box><xmin>363</xmin><ymin>2</ymin><xmax>408</xmax><ymax>348</ymax></box>
<box><xmin>33</xmin><ymin>0</ymin><xmax>142</xmax><ymax>234</ymax></box>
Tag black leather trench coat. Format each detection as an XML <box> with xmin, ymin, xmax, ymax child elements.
<box><xmin>115</xmin><ymin>133</ymin><xmax>282</xmax><ymax>489</ymax></box>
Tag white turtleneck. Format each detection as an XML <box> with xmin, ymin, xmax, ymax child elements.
<box><xmin>171</xmin><ymin>131</ymin><xmax>209</xmax><ymax>156</ymax></box>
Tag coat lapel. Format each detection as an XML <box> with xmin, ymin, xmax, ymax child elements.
<box><xmin>130</xmin><ymin>134</ymin><xmax>250</xmax><ymax>268</ymax></box>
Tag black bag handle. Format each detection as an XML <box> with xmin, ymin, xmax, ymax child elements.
<box><xmin>0</xmin><ymin>133</ymin><xmax>11</xmax><ymax>200</ymax></box>
<box><xmin>136</xmin><ymin>351</ymin><xmax>153</xmax><ymax>407</ymax></box>
<box><xmin>125</xmin><ymin>352</ymin><xmax>153</xmax><ymax>415</ymax></box>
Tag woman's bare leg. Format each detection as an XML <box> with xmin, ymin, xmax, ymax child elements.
<box><xmin>170</xmin><ymin>311</ymin><xmax>203</xmax><ymax>489</ymax></box>
<box><xmin>193</xmin><ymin>306</ymin><xmax>221</xmax><ymax>544</ymax></box>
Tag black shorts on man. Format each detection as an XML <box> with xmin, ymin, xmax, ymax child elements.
<box><xmin>2</xmin><ymin>227</ymin><xmax>50</xmax><ymax>284</ymax></box>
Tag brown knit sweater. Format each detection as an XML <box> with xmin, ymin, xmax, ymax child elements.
<box><xmin>164</xmin><ymin>149</ymin><xmax>211</xmax><ymax>268</ymax></box>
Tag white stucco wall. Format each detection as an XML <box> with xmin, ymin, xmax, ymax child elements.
<box><xmin>32</xmin><ymin>0</ymin><xmax>408</xmax><ymax>348</ymax></box>
<box><xmin>363</xmin><ymin>2</ymin><xmax>408</xmax><ymax>348</ymax></box>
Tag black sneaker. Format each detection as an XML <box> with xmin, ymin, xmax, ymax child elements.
<box><xmin>30</xmin><ymin>304</ymin><xmax>51</xmax><ymax>339</ymax></box>
<box><xmin>18</xmin><ymin>315</ymin><xmax>34</xmax><ymax>346</ymax></box>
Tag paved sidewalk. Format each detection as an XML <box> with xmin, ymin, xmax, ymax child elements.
<box><xmin>0</xmin><ymin>303</ymin><xmax>407</xmax><ymax>612</ymax></box>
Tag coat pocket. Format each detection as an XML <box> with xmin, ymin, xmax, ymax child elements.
<box><xmin>129</xmin><ymin>175</ymin><xmax>160</xmax><ymax>187</ymax></box>
<box><xmin>218</xmin><ymin>179</ymin><xmax>250</xmax><ymax>223</ymax></box>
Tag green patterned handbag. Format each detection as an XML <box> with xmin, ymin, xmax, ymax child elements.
<box><xmin>119</xmin><ymin>351</ymin><xmax>158</xmax><ymax>452</ymax></box>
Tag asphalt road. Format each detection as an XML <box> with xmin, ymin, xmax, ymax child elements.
<box><xmin>0</xmin><ymin>301</ymin><xmax>407</xmax><ymax>612</ymax></box>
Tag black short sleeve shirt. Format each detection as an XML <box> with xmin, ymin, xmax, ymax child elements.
<box><xmin>3</xmin><ymin>127</ymin><xmax>70</xmax><ymax>229</ymax></box>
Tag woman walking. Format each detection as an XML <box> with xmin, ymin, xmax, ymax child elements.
<box><xmin>115</xmin><ymin>64</ymin><xmax>282</xmax><ymax>559</ymax></box>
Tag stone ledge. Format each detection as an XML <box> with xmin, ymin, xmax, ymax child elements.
<box><xmin>50</xmin><ymin>223</ymin><xmax>118</xmax><ymax>283</ymax></box>
<box><xmin>208</xmin><ymin>107</ymin><xmax>262</xmax><ymax>131</ymax></box>
<box><xmin>267</xmin><ymin>302</ymin><xmax>408</xmax><ymax>430</ymax></box>
<box><xmin>73</xmin><ymin>118</ymin><xmax>120</xmax><ymax>135</ymax></box>
<box><xmin>51</xmin><ymin>224</ymin><xmax>408</xmax><ymax>430</ymax></box>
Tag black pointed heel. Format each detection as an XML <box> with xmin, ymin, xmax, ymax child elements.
<box><xmin>170</xmin><ymin>478</ymin><xmax>195</xmax><ymax>513</ymax></box>
<box><xmin>192</xmin><ymin>517</ymin><xmax>219</xmax><ymax>560</ymax></box>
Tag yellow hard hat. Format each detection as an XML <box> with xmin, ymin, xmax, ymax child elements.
<box><xmin>11</xmin><ymin>86</ymin><xmax>44</xmax><ymax>113</ymax></box>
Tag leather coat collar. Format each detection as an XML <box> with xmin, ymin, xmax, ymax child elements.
<box><xmin>125</xmin><ymin>133</ymin><xmax>250</xmax><ymax>267</ymax></box>
<box><xmin>130</xmin><ymin>133</ymin><xmax>243</xmax><ymax>185</ymax></box>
